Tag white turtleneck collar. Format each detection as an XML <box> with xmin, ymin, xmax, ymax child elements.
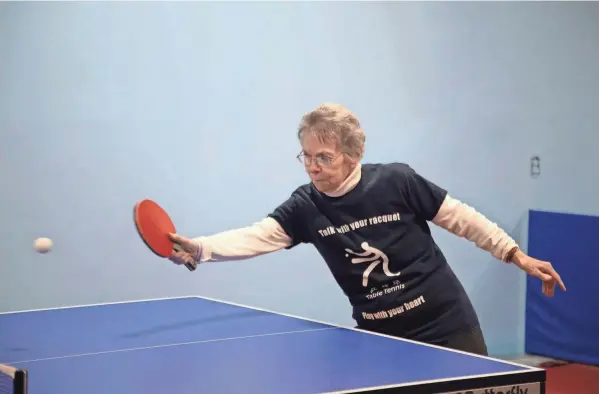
<box><xmin>321</xmin><ymin>163</ymin><xmax>362</xmax><ymax>198</ymax></box>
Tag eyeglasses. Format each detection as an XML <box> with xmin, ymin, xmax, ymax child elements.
<box><xmin>296</xmin><ymin>151</ymin><xmax>343</xmax><ymax>168</ymax></box>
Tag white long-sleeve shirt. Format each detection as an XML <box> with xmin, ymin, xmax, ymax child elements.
<box><xmin>193</xmin><ymin>164</ymin><xmax>518</xmax><ymax>263</ymax></box>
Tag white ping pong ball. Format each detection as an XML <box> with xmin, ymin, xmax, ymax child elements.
<box><xmin>34</xmin><ymin>237</ymin><xmax>53</xmax><ymax>253</ymax></box>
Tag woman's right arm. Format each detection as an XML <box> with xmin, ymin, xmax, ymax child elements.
<box><xmin>169</xmin><ymin>191</ymin><xmax>304</xmax><ymax>266</ymax></box>
<box><xmin>192</xmin><ymin>217</ymin><xmax>293</xmax><ymax>263</ymax></box>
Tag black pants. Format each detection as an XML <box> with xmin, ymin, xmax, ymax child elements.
<box><xmin>438</xmin><ymin>324</ymin><xmax>489</xmax><ymax>356</ymax></box>
<box><xmin>359</xmin><ymin>324</ymin><xmax>489</xmax><ymax>356</ymax></box>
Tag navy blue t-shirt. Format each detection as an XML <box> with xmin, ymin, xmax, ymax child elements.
<box><xmin>268</xmin><ymin>162</ymin><xmax>480</xmax><ymax>343</ymax></box>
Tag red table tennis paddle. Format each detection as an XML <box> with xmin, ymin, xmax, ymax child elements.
<box><xmin>133</xmin><ymin>199</ymin><xmax>197</xmax><ymax>271</ymax></box>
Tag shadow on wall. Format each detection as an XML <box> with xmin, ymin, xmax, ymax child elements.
<box><xmin>471</xmin><ymin>211</ymin><xmax>531</xmax><ymax>356</ymax></box>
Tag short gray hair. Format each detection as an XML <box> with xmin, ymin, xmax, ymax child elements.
<box><xmin>297</xmin><ymin>103</ymin><xmax>365</xmax><ymax>160</ymax></box>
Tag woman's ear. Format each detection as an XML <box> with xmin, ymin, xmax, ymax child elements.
<box><xmin>346</xmin><ymin>155</ymin><xmax>359</xmax><ymax>171</ymax></box>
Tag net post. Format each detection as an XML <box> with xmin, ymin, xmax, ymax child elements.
<box><xmin>14</xmin><ymin>369</ymin><xmax>28</xmax><ymax>394</ymax></box>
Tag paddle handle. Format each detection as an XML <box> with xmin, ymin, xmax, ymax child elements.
<box><xmin>173</xmin><ymin>243</ymin><xmax>198</xmax><ymax>272</ymax></box>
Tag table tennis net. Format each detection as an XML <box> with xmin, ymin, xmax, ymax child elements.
<box><xmin>0</xmin><ymin>363</ymin><xmax>27</xmax><ymax>394</ymax></box>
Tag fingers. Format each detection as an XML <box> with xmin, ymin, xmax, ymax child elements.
<box><xmin>169</xmin><ymin>233</ymin><xmax>196</xmax><ymax>250</ymax></box>
<box><xmin>169</xmin><ymin>232</ymin><xmax>198</xmax><ymax>252</ymax></box>
<box><xmin>542</xmin><ymin>281</ymin><xmax>555</xmax><ymax>297</ymax></box>
<box><xmin>553</xmin><ymin>273</ymin><xmax>567</xmax><ymax>292</ymax></box>
<box><xmin>168</xmin><ymin>234</ymin><xmax>184</xmax><ymax>265</ymax></box>
<box><xmin>168</xmin><ymin>248</ymin><xmax>185</xmax><ymax>265</ymax></box>
<box><xmin>553</xmin><ymin>271</ymin><xmax>567</xmax><ymax>292</ymax></box>
<box><xmin>168</xmin><ymin>247</ymin><xmax>195</xmax><ymax>266</ymax></box>
<box><xmin>167</xmin><ymin>234</ymin><xmax>200</xmax><ymax>267</ymax></box>
<box><xmin>169</xmin><ymin>233</ymin><xmax>187</xmax><ymax>244</ymax></box>
<box><xmin>536</xmin><ymin>270</ymin><xmax>553</xmax><ymax>282</ymax></box>
<box><xmin>533</xmin><ymin>260</ymin><xmax>566</xmax><ymax>297</ymax></box>
<box><xmin>539</xmin><ymin>261</ymin><xmax>567</xmax><ymax>292</ymax></box>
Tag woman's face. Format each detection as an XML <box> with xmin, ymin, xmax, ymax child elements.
<box><xmin>300</xmin><ymin>132</ymin><xmax>356</xmax><ymax>193</ymax></box>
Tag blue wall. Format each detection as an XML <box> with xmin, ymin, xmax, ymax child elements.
<box><xmin>1</xmin><ymin>2</ymin><xmax>598</xmax><ymax>356</ymax></box>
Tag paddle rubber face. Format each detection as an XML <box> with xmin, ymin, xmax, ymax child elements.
<box><xmin>133</xmin><ymin>199</ymin><xmax>197</xmax><ymax>271</ymax></box>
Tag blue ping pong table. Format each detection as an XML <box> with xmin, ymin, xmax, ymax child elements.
<box><xmin>1</xmin><ymin>296</ymin><xmax>545</xmax><ymax>394</ymax></box>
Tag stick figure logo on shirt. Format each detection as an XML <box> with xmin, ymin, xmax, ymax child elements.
<box><xmin>345</xmin><ymin>242</ymin><xmax>400</xmax><ymax>287</ymax></box>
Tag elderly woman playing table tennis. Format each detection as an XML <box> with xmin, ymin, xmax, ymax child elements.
<box><xmin>168</xmin><ymin>103</ymin><xmax>566</xmax><ymax>355</ymax></box>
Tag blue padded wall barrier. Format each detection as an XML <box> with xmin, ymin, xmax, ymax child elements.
<box><xmin>526</xmin><ymin>210</ymin><xmax>599</xmax><ymax>366</ymax></box>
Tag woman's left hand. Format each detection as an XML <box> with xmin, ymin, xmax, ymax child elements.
<box><xmin>511</xmin><ymin>251</ymin><xmax>567</xmax><ymax>297</ymax></box>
